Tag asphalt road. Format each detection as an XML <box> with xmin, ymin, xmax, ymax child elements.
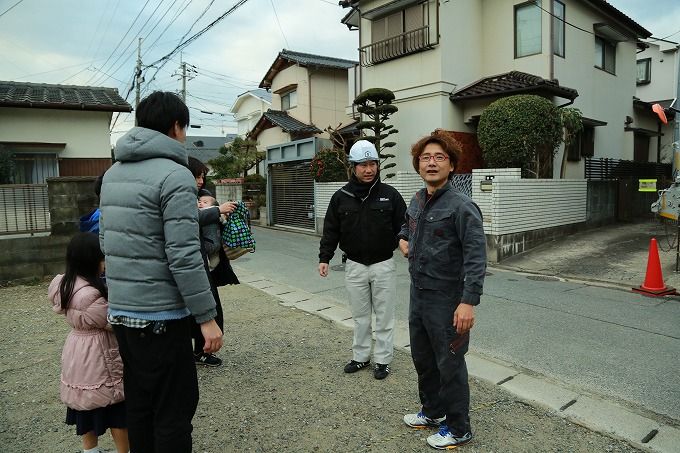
<box><xmin>233</xmin><ymin>226</ymin><xmax>680</xmax><ymax>424</ymax></box>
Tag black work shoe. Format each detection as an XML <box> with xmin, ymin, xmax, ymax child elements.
<box><xmin>195</xmin><ymin>352</ymin><xmax>222</xmax><ymax>367</ymax></box>
<box><xmin>373</xmin><ymin>363</ymin><xmax>390</xmax><ymax>380</ymax></box>
<box><xmin>343</xmin><ymin>359</ymin><xmax>370</xmax><ymax>373</ymax></box>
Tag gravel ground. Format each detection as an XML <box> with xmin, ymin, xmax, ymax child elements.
<box><xmin>0</xmin><ymin>281</ymin><xmax>642</xmax><ymax>453</ymax></box>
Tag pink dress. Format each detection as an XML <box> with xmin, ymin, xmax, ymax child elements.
<box><xmin>48</xmin><ymin>275</ymin><xmax>124</xmax><ymax>411</ymax></box>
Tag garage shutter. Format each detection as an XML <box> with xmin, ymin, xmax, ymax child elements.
<box><xmin>270</xmin><ymin>161</ymin><xmax>315</xmax><ymax>230</ymax></box>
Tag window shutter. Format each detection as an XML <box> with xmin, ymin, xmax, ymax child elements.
<box><xmin>404</xmin><ymin>5</ymin><xmax>423</xmax><ymax>32</ymax></box>
<box><xmin>372</xmin><ymin>17</ymin><xmax>386</xmax><ymax>42</ymax></box>
<box><xmin>386</xmin><ymin>11</ymin><xmax>402</xmax><ymax>38</ymax></box>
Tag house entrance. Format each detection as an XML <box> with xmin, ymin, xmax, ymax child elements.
<box><xmin>269</xmin><ymin>161</ymin><xmax>315</xmax><ymax>231</ymax></box>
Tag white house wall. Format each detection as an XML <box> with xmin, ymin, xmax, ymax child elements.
<box><xmin>637</xmin><ymin>42</ymin><xmax>679</xmax><ymax>103</ymax></box>
<box><xmin>554</xmin><ymin>0</ymin><xmax>638</xmax><ymax>164</ymax></box>
<box><xmin>270</xmin><ymin>65</ymin><xmax>310</xmax><ymax>123</ymax></box>
<box><xmin>0</xmin><ymin>107</ymin><xmax>112</xmax><ymax>158</ymax></box>
<box><xmin>234</xmin><ymin>95</ymin><xmax>269</xmax><ymax>136</ymax></box>
<box><xmin>310</xmin><ymin>69</ymin><xmax>351</xmax><ymax>132</ymax></box>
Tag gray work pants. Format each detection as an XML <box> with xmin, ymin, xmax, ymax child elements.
<box><xmin>345</xmin><ymin>258</ymin><xmax>396</xmax><ymax>364</ymax></box>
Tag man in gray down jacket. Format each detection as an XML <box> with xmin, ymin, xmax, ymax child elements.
<box><xmin>99</xmin><ymin>91</ymin><xmax>222</xmax><ymax>453</ymax></box>
<box><xmin>398</xmin><ymin>130</ymin><xmax>486</xmax><ymax>450</ymax></box>
<box><xmin>318</xmin><ymin>140</ymin><xmax>406</xmax><ymax>380</ymax></box>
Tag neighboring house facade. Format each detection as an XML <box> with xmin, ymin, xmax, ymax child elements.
<box><xmin>0</xmin><ymin>81</ymin><xmax>131</xmax><ymax>183</ymax></box>
<box><xmin>340</xmin><ymin>0</ymin><xmax>671</xmax><ymax>178</ymax></box>
<box><xmin>249</xmin><ymin>49</ymin><xmax>358</xmax><ymax>230</ymax></box>
<box><xmin>230</xmin><ymin>88</ymin><xmax>272</xmax><ymax>138</ymax></box>
<box><xmin>635</xmin><ymin>38</ymin><xmax>680</xmax><ymax>163</ymax></box>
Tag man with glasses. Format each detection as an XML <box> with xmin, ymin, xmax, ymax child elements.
<box><xmin>398</xmin><ymin>130</ymin><xmax>486</xmax><ymax>450</ymax></box>
<box><xmin>318</xmin><ymin>140</ymin><xmax>406</xmax><ymax>380</ymax></box>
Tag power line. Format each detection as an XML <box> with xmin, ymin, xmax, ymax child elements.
<box><xmin>143</xmin><ymin>0</ymin><xmax>251</xmax><ymax>92</ymax></box>
<box><xmin>85</xmin><ymin>0</ymin><xmax>154</xmax><ymax>85</ymax></box>
<box><xmin>0</xmin><ymin>0</ymin><xmax>23</xmax><ymax>19</ymax></box>
<box><xmin>270</xmin><ymin>0</ymin><xmax>289</xmax><ymax>48</ymax></box>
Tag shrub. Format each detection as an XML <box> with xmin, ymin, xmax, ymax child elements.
<box><xmin>310</xmin><ymin>148</ymin><xmax>349</xmax><ymax>182</ymax></box>
<box><xmin>478</xmin><ymin>95</ymin><xmax>563</xmax><ymax>178</ymax></box>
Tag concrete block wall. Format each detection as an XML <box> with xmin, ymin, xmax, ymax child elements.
<box><xmin>0</xmin><ymin>177</ymin><xmax>98</xmax><ymax>284</ymax></box>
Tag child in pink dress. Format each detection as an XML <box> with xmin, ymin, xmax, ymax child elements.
<box><xmin>48</xmin><ymin>233</ymin><xmax>129</xmax><ymax>453</ymax></box>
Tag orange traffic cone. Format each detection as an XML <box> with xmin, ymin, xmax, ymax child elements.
<box><xmin>632</xmin><ymin>238</ymin><xmax>676</xmax><ymax>296</ymax></box>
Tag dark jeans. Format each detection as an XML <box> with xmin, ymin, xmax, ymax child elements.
<box><xmin>113</xmin><ymin>318</ymin><xmax>198</xmax><ymax>453</ymax></box>
<box><xmin>409</xmin><ymin>285</ymin><xmax>471</xmax><ymax>435</ymax></box>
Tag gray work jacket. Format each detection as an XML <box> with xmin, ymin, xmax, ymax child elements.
<box><xmin>399</xmin><ymin>184</ymin><xmax>486</xmax><ymax>305</ymax></box>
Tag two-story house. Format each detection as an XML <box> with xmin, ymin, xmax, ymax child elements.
<box><xmin>249</xmin><ymin>49</ymin><xmax>357</xmax><ymax>230</ymax></box>
<box><xmin>635</xmin><ymin>37</ymin><xmax>679</xmax><ymax>164</ymax></box>
<box><xmin>340</xmin><ymin>0</ymin><xmax>665</xmax><ymax>179</ymax></box>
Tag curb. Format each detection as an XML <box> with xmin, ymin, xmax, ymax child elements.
<box><xmin>234</xmin><ymin>268</ymin><xmax>680</xmax><ymax>453</ymax></box>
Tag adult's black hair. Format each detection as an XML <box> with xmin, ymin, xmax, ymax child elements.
<box><xmin>136</xmin><ymin>91</ymin><xmax>190</xmax><ymax>135</ymax></box>
<box><xmin>188</xmin><ymin>156</ymin><xmax>209</xmax><ymax>179</ymax></box>
<box><xmin>59</xmin><ymin>232</ymin><xmax>107</xmax><ymax>311</ymax></box>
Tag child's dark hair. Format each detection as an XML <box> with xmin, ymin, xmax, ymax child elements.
<box><xmin>59</xmin><ymin>233</ymin><xmax>107</xmax><ymax>311</ymax></box>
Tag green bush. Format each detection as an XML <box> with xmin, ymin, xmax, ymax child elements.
<box><xmin>310</xmin><ymin>148</ymin><xmax>349</xmax><ymax>182</ymax></box>
<box><xmin>478</xmin><ymin>95</ymin><xmax>563</xmax><ymax>178</ymax></box>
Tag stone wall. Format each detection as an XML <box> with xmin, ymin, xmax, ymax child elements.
<box><xmin>0</xmin><ymin>177</ymin><xmax>98</xmax><ymax>284</ymax></box>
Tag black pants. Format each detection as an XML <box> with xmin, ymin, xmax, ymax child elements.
<box><xmin>408</xmin><ymin>285</ymin><xmax>471</xmax><ymax>436</ymax></box>
<box><xmin>113</xmin><ymin>318</ymin><xmax>198</xmax><ymax>453</ymax></box>
<box><xmin>191</xmin><ymin>278</ymin><xmax>224</xmax><ymax>354</ymax></box>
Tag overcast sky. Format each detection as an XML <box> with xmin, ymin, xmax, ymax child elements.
<box><xmin>0</xmin><ymin>0</ymin><xmax>678</xmax><ymax>142</ymax></box>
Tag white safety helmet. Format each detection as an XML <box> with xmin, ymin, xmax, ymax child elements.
<box><xmin>348</xmin><ymin>140</ymin><xmax>379</xmax><ymax>164</ymax></box>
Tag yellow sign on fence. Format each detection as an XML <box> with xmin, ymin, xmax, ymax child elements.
<box><xmin>639</xmin><ymin>179</ymin><xmax>657</xmax><ymax>192</ymax></box>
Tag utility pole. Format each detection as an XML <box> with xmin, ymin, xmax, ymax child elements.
<box><xmin>181</xmin><ymin>61</ymin><xmax>187</xmax><ymax>102</ymax></box>
<box><xmin>135</xmin><ymin>37</ymin><xmax>143</xmax><ymax>124</ymax></box>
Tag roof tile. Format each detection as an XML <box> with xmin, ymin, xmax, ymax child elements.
<box><xmin>0</xmin><ymin>81</ymin><xmax>132</xmax><ymax>112</ymax></box>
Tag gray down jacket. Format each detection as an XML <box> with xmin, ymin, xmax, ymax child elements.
<box><xmin>99</xmin><ymin>127</ymin><xmax>216</xmax><ymax>323</ymax></box>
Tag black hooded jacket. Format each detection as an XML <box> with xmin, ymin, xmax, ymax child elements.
<box><xmin>319</xmin><ymin>175</ymin><xmax>407</xmax><ymax>266</ymax></box>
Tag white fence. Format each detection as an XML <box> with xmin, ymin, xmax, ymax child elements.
<box><xmin>472</xmin><ymin>169</ymin><xmax>587</xmax><ymax>236</ymax></box>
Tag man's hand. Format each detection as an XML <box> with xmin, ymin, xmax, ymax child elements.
<box><xmin>453</xmin><ymin>303</ymin><xmax>475</xmax><ymax>334</ymax></box>
<box><xmin>219</xmin><ymin>202</ymin><xmax>237</xmax><ymax>216</ymax></box>
<box><xmin>200</xmin><ymin>319</ymin><xmax>223</xmax><ymax>353</ymax></box>
<box><xmin>398</xmin><ymin>239</ymin><xmax>409</xmax><ymax>257</ymax></box>
<box><xmin>319</xmin><ymin>263</ymin><xmax>329</xmax><ymax>277</ymax></box>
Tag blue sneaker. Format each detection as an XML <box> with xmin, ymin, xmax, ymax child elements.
<box><xmin>426</xmin><ymin>425</ymin><xmax>472</xmax><ymax>449</ymax></box>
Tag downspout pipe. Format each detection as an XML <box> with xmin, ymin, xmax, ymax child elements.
<box><xmin>549</xmin><ymin>0</ymin><xmax>554</xmax><ymax>80</ymax></box>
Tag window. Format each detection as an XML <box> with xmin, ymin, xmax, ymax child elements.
<box><xmin>552</xmin><ymin>1</ymin><xmax>565</xmax><ymax>57</ymax></box>
<box><xmin>636</xmin><ymin>58</ymin><xmax>651</xmax><ymax>84</ymax></box>
<box><xmin>595</xmin><ymin>36</ymin><xmax>616</xmax><ymax>73</ymax></box>
<box><xmin>281</xmin><ymin>90</ymin><xmax>297</xmax><ymax>110</ymax></box>
<box><xmin>515</xmin><ymin>1</ymin><xmax>542</xmax><ymax>58</ymax></box>
<box><xmin>566</xmin><ymin>126</ymin><xmax>595</xmax><ymax>161</ymax></box>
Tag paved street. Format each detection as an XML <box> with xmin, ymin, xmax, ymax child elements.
<box><xmin>234</xmin><ymin>226</ymin><xmax>680</xmax><ymax>425</ymax></box>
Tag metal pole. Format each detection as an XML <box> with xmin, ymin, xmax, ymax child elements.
<box><xmin>135</xmin><ymin>38</ymin><xmax>142</xmax><ymax>124</ymax></box>
<box><xmin>181</xmin><ymin>61</ymin><xmax>187</xmax><ymax>103</ymax></box>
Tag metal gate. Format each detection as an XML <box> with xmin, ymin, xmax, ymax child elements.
<box><xmin>269</xmin><ymin>161</ymin><xmax>315</xmax><ymax>230</ymax></box>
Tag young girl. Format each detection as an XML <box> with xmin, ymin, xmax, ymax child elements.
<box><xmin>48</xmin><ymin>232</ymin><xmax>128</xmax><ymax>453</ymax></box>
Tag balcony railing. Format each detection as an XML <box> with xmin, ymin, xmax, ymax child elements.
<box><xmin>360</xmin><ymin>26</ymin><xmax>432</xmax><ymax>67</ymax></box>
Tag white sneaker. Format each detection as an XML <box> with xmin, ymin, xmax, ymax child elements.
<box><xmin>403</xmin><ymin>410</ymin><xmax>446</xmax><ymax>428</ymax></box>
<box><xmin>426</xmin><ymin>425</ymin><xmax>473</xmax><ymax>449</ymax></box>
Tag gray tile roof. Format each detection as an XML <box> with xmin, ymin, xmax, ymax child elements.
<box><xmin>249</xmin><ymin>88</ymin><xmax>272</xmax><ymax>103</ymax></box>
<box><xmin>263</xmin><ymin>110</ymin><xmax>321</xmax><ymax>133</ymax></box>
<box><xmin>451</xmin><ymin>71</ymin><xmax>578</xmax><ymax>102</ymax></box>
<box><xmin>259</xmin><ymin>49</ymin><xmax>358</xmax><ymax>89</ymax></box>
<box><xmin>279</xmin><ymin>50</ymin><xmax>357</xmax><ymax>70</ymax></box>
<box><xmin>186</xmin><ymin>134</ymin><xmax>239</xmax><ymax>163</ymax></box>
<box><xmin>0</xmin><ymin>81</ymin><xmax>132</xmax><ymax>112</ymax></box>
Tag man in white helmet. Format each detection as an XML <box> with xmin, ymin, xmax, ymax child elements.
<box><xmin>318</xmin><ymin>140</ymin><xmax>407</xmax><ymax>380</ymax></box>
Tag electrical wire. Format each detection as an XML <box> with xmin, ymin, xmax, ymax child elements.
<box><xmin>0</xmin><ymin>0</ymin><xmax>23</xmax><ymax>19</ymax></box>
<box><xmin>269</xmin><ymin>0</ymin><xmax>289</xmax><ymax>48</ymax></box>
<box><xmin>143</xmin><ymin>0</ymin><xmax>251</xmax><ymax>93</ymax></box>
<box><xmin>85</xmin><ymin>0</ymin><xmax>154</xmax><ymax>85</ymax></box>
